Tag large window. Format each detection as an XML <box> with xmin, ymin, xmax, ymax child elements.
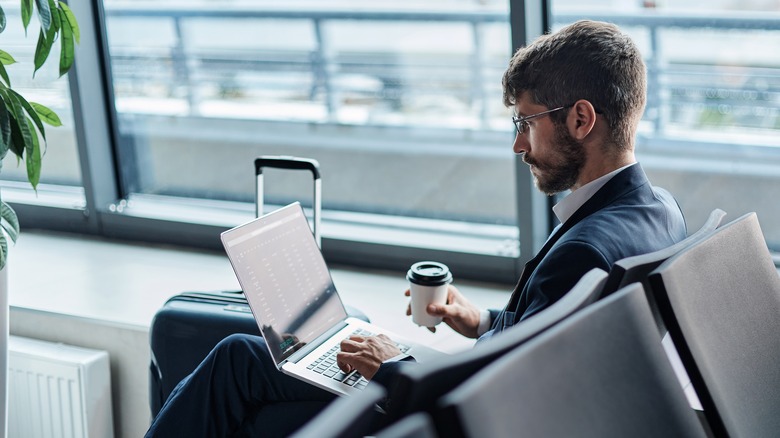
<box><xmin>0</xmin><ymin>6</ymin><xmax>83</xmax><ymax>208</ymax></box>
<box><xmin>2</xmin><ymin>0</ymin><xmax>777</xmax><ymax>284</ymax></box>
<box><xmin>552</xmin><ymin>1</ymin><xmax>780</xmax><ymax>248</ymax></box>
<box><xmin>96</xmin><ymin>0</ymin><xmax>522</xmax><ymax>279</ymax></box>
<box><xmin>102</xmin><ymin>2</ymin><xmax>515</xmax><ymax>219</ymax></box>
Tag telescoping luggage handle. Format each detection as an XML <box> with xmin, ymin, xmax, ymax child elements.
<box><xmin>254</xmin><ymin>156</ymin><xmax>322</xmax><ymax>247</ymax></box>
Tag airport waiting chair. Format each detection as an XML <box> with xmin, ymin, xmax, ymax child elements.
<box><xmin>435</xmin><ymin>283</ymin><xmax>707</xmax><ymax>438</ymax></box>
<box><xmin>648</xmin><ymin>212</ymin><xmax>780</xmax><ymax>438</ymax></box>
<box><xmin>289</xmin><ymin>384</ymin><xmax>386</xmax><ymax>438</ymax></box>
<box><xmin>380</xmin><ymin>268</ymin><xmax>609</xmax><ymax>423</ymax></box>
<box><xmin>599</xmin><ymin>208</ymin><xmax>726</xmax><ymax>417</ymax></box>
<box><xmin>374</xmin><ymin>412</ymin><xmax>438</xmax><ymax>438</ymax></box>
<box><xmin>601</xmin><ymin>208</ymin><xmax>727</xmax><ymax>303</ymax></box>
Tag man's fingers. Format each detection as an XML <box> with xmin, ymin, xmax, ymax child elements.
<box><xmin>336</xmin><ymin>352</ymin><xmax>354</xmax><ymax>373</ymax></box>
<box><xmin>376</xmin><ymin>334</ymin><xmax>393</xmax><ymax>342</ymax></box>
<box><xmin>339</xmin><ymin>338</ymin><xmax>361</xmax><ymax>353</ymax></box>
<box><xmin>427</xmin><ymin>303</ymin><xmax>448</xmax><ymax>316</ymax></box>
<box><xmin>337</xmin><ymin>335</ymin><xmax>398</xmax><ymax>380</ymax></box>
<box><xmin>404</xmin><ymin>289</ymin><xmax>411</xmax><ymax>297</ymax></box>
<box><xmin>337</xmin><ymin>351</ymin><xmax>374</xmax><ymax>378</ymax></box>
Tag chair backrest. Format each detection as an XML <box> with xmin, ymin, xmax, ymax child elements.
<box><xmin>382</xmin><ymin>268</ymin><xmax>608</xmax><ymax>422</ymax></box>
<box><xmin>436</xmin><ymin>283</ymin><xmax>707</xmax><ymax>438</ymax></box>
<box><xmin>601</xmin><ymin>208</ymin><xmax>727</xmax><ymax>301</ymax></box>
<box><xmin>374</xmin><ymin>412</ymin><xmax>438</xmax><ymax>438</ymax></box>
<box><xmin>599</xmin><ymin>208</ymin><xmax>726</xmax><ymax>414</ymax></box>
<box><xmin>290</xmin><ymin>384</ymin><xmax>385</xmax><ymax>438</ymax></box>
<box><xmin>648</xmin><ymin>212</ymin><xmax>780</xmax><ymax>438</ymax></box>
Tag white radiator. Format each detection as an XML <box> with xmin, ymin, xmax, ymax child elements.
<box><xmin>7</xmin><ymin>336</ymin><xmax>113</xmax><ymax>438</ymax></box>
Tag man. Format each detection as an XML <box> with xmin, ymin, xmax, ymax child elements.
<box><xmin>146</xmin><ymin>20</ymin><xmax>686</xmax><ymax>437</ymax></box>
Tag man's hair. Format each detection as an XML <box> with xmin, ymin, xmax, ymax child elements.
<box><xmin>502</xmin><ymin>20</ymin><xmax>646</xmax><ymax>151</ymax></box>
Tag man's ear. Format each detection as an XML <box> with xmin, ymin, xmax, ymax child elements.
<box><xmin>568</xmin><ymin>99</ymin><xmax>598</xmax><ymax>140</ymax></box>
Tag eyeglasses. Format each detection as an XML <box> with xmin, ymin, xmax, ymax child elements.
<box><xmin>512</xmin><ymin>106</ymin><xmax>568</xmax><ymax>135</ymax></box>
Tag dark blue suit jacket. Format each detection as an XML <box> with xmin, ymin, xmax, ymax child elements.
<box><xmin>374</xmin><ymin>163</ymin><xmax>686</xmax><ymax>385</ymax></box>
<box><xmin>483</xmin><ymin>163</ymin><xmax>686</xmax><ymax>338</ymax></box>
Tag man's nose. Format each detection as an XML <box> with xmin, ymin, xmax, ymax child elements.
<box><xmin>513</xmin><ymin>131</ymin><xmax>529</xmax><ymax>155</ymax></box>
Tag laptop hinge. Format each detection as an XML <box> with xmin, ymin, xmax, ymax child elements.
<box><xmin>283</xmin><ymin>320</ymin><xmax>350</xmax><ymax>365</ymax></box>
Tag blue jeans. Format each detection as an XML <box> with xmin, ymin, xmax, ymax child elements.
<box><xmin>146</xmin><ymin>334</ymin><xmax>337</xmax><ymax>437</ymax></box>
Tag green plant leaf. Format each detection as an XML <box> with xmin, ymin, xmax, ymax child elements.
<box><xmin>0</xmin><ymin>230</ymin><xmax>7</xmax><ymax>270</ymax></box>
<box><xmin>11</xmin><ymin>96</ymin><xmax>46</xmax><ymax>151</ymax></box>
<box><xmin>0</xmin><ymin>197</ymin><xmax>9</xmax><ymax>271</ymax></box>
<box><xmin>0</xmin><ymin>5</ymin><xmax>7</xmax><ymax>34</ymax></box>
<box><xmin>0</xmin><ymin>49</ymin><xmax>16</xmax><ymax>66</ymax></box>
<box><xmin>30</xmin><ymin>102</ymin><xmax>61</xmax><ymax>126</ymax></box>
<box><xmin>21</xmin><ymin>0</ymin><xmax>33</xmax><ymax>34</ymax></box>
<box><xmin>0</xmin><ymin>62</ymin><xmax>10</xmax><ymax>88</ymax></box>
<box><xmin>2</xmin><ymin>89</ymin><xmax>34</xmax><ymax>160</ymax></box>
<box><xmin>34</xmin><ymin>0</ymin><xmax>60</xmax><ymax>77</ymax></box>
<box><xmin>35</xmin><ymin>0</ymin><xmax>52</xmax><ymax>31</ymax></box>
<box><xmin>33</xmin><ymin>29</ymin><xmax>52</xmax><ymax>77</ymax></box>
<box><xmin>8</xmin><ymin>89</ymin><xmax>46</xmax><ymax>143</ymax></box>
<box><xmin>0</xmin><ymin>201</ymin><xmax>20</xmax><ymax>244</ymax></box>
<box><xmin>0</xmin><ymin>87</ymin><xmax>55</xmax><ymax>192</ymax></box>
<box><xmin>7</xmin><ymin>113</ymin><xmax>25</xmax><ymax>159</ymax></box>
<box><xmin>48</xmin><ymin>0</ymin><xmax>60</xmax><ymax>35</ymax></box>
<box><xmin>0</xmin><ymin>101</ymin><xmax>11</xmax><ymax>160</ymax></box>
<box><xmin>58</xmin><ymin>9</ymin><xmax>74</xmax><ymax>77</ymax></box>
<box><xmin>0</xmin><ymin>92</ymin><xmax>23</xmax><ymax>158</ymax></box>
<box><xmin>25</xmin><ymin>117</ymin><xmax>41</xmax><ymax>189</ymax></box>
<box><xmin>59</xmin><ymin>2</ymin><xmax>79</xmax><ymax>44</ymax></box>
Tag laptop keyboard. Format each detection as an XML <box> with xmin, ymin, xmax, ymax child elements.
<box><xmin>306</xmin><ymin>328</ymin><xmax>410</xmax><ymax>389</ymax></box>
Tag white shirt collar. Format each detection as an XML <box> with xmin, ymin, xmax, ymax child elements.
<box><xmin>552</xmin><ymin>163</ymin><xmax>635</xmax><ymax>225</ymax></box>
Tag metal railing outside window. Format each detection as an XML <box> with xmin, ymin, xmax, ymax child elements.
<box><xmin>105</xmin><ymin>4</ymin><xmax>512</xmax><ymax>131</ymax></box>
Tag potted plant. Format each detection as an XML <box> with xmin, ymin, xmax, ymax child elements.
<box><xmin>1</xmin><ymin>1</ymin><xmax>79</xmax><ymax>435</ymax></box>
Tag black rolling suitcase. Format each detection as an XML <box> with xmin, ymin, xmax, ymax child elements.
<box><xmin>148</xmin><ymin>156</ymin><xmax>367</xmax><ymax>416</ymax></box>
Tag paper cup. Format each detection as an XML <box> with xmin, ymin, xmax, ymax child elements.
<box><xmin>407</xmin><ymin>261</ymin><xmax>452</xmax><ymax>327</ymax></box>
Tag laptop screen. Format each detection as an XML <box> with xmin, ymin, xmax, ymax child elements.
<box><xmin>221</xmin><ymin>203</ymin><xmax>348</xmax><ymax>364</ymax></box>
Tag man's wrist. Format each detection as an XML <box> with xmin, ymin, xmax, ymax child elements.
<box><xmin>383</xmin><ymin>353</ymin><xmax>410</xmax><ymax>363</ymax></box>
<box><xmin>477</xmin><ymin>309</ymin><xmax>491</xmax><ymax>336</ymax></box>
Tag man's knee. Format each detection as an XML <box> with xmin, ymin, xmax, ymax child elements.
<box><xmin>217</xmin><ymin>333</ymin><xmax>259</xmax><ymax>349</ymax></box>
<box><xmin>212</xmin><ymin>333</ymin><xmax>270</xmax><ymax>369</ymax></box>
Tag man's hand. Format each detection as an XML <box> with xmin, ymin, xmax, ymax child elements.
<box><xmin>336</xmin><ymin>334</ymin><xmax>401</xmax><ymax>380</ymax></box>
<box><xmin>405</xmin><ymin>284</ymin><xmax>482</xmax><ymax>338</ymax></box>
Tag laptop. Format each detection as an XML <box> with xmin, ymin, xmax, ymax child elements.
<box><xmin>220</xmin><ymin>202</ymin><xmax>443</xmax><ymax>396</ymax></box>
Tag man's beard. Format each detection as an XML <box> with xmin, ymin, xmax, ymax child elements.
<box><xmin>524</xmin><ymin>125</ymin><xmax>586</xmax><ymax>195</ymax></box>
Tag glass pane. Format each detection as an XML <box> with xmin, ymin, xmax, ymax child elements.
<box><xmin>551</xmin><ymin>1</ymin><xmax>780</xmax><ymax>249</ymax></box>
<box><xmin>0</xmin><ymin>7</ymin><xmax>82</xmax><ymax>188</ymax></box>
<box><xmin>102</xmin><ymin>1</ymin><xmax>516</xmax><ymax>228</ymax></box>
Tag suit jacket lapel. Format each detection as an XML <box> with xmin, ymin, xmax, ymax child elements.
<box><xmin>504</xmin><ymin>222</ymin><xmax>569</xmax><ymax>311</ymax></box>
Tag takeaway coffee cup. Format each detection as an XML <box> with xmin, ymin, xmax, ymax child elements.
<box><xmin>407</xmin><ymin>261</ymin><xmax>453</xmax><ymax>327</ymax></box>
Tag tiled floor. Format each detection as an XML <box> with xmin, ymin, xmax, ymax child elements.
<box><xmin>8</xmin><ymin>229</ymin><xmax>510</xmax><ymax>438</ymax></box>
